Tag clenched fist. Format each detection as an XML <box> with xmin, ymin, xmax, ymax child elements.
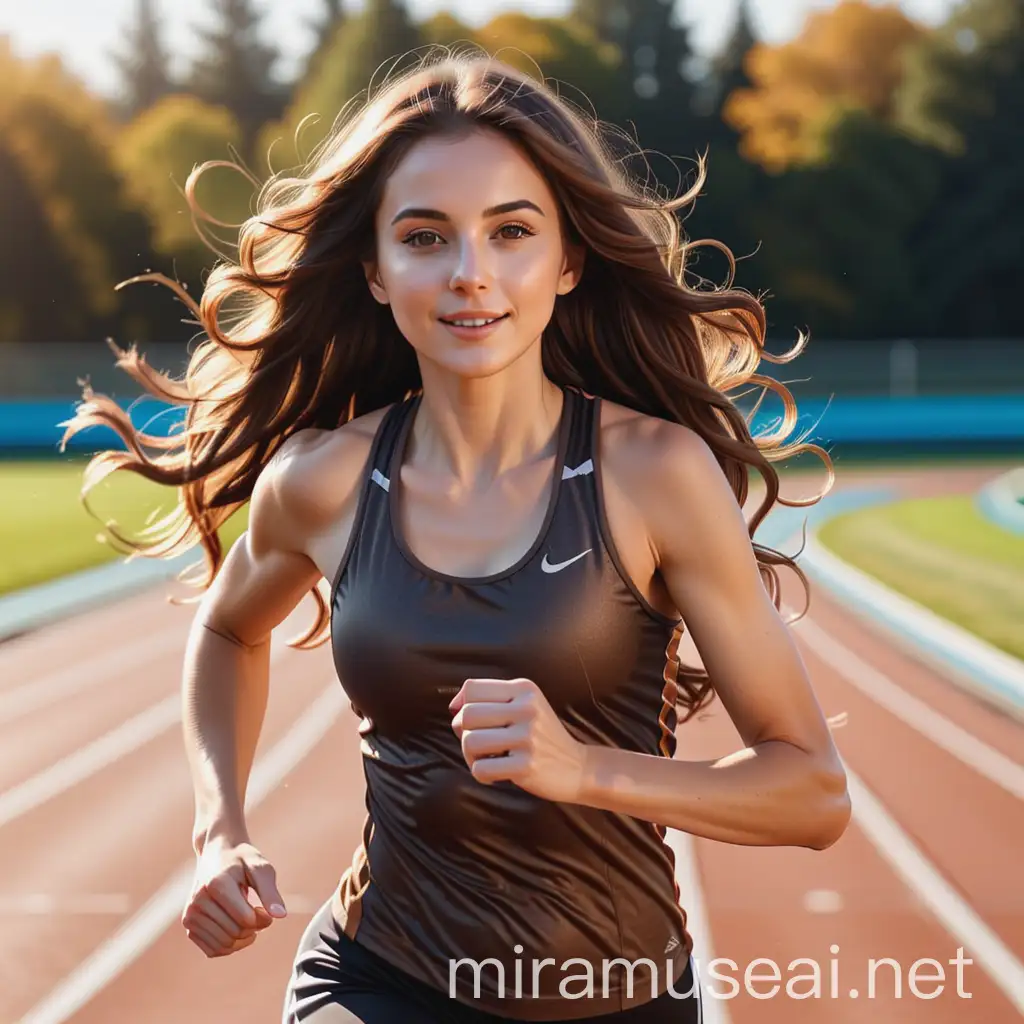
<box><xmin>182</xmin><ymin>836</ymin><xmax>287</xmax><ymax>958</ymax></box>
<box><xmin>449</xmin><ymin>677</ymin><xmax>589</xmax><ymax>804</ymax></box>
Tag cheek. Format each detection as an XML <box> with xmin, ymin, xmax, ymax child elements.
<box><xmin>515</xmin><ymin>239</ymin><xmax>566</xmax><ymax>287</ymax></box>
<box><xmin>380</xmin><ymin>253</ymin><xmax>440</xmax><ymax>319</ymax></box>
<box><xmin>506</xmin><ymin>251</ymin><xmax>563</xmax><ymax>316</ymax></box>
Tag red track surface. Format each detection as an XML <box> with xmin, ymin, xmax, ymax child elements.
<box><xmin>1</xmin><ymin>463</ymin><xmax>1021</xmax><ymax>1023</ymax></box>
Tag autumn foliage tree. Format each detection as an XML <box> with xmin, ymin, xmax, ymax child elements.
<box><xmin>724</xmin><ymin>0</ymin><xmax>924</xmax><ymax>172</ymax></box>
<box><xmin>0</xmin><ymin>40</ymin><xmax>157</xmax><ymax>343</ymax></box>
<box><xmin>256</xmin><ymin>0</ymin><xmax>422</xmax><ymax>171</ymax></box>
<box><xmin>113</xmin><ymin>94</ymin><xmax>251</xmax><ymax>290</ymax></box>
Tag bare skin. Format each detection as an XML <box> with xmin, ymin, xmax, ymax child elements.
<box><xmin>180</xmin><ymin>128</ymin><xmax>850</xmax><ymax>959</ymax></box>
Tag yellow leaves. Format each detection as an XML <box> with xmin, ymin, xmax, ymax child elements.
<box><xmin>113</xmin><ymin>94</ymin><xmax>248</xmax><ymax>266</ymax></box>
<box><xmin>474</xmin><ymin>13</ymin><xmax>620</xmax><ymax>86</ymax></box>
<box><xmin>723</xmin><ymin>0</ymin><xmax>924</xmax><ymax>172</ymax></box>
<box><xmin>0</xmin><ymin>41</ymin><xmax>124</xmax><ymax>316</ymax></box>
<box><xmin>479</xmin><ymin>13</ymin><xmax>562</xmax><ymax>68</ymax></box>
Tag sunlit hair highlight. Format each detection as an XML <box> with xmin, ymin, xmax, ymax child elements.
<box><xmin>62</xmin><ymin>47</ymin><xmax>832</xmax><ymax>720</ymax></box>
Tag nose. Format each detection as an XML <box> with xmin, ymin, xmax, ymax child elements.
<box><xmin>449</xmin><ymin>236</ymin><xmax>493</xmax><ymax>292</ymax></box>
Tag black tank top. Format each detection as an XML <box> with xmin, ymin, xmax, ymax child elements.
<box><xmin>328</xmin><ymin>385</ymin><xmax>694</xmax><ymax>1019</ymax></box>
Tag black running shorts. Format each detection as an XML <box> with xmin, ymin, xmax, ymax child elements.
<box><xmin>283</xmin><ymin>897</ymin><xmax>704</xmax><ymax>1024</ymax></box>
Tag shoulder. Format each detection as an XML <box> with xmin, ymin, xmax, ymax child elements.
<box><xmin>250</xmin><ymin>403</ymin><xmax>394</xmax><ymax>551</ymax></box>
<box><xmin>597</xmin><ymin>397</ymin><xmax>730</xmax><ymax>497</ymax></box>
<box><xmin>596</xmin><ymin>397</ymin><xmax>746</xmax><ymax>567</ymax></box>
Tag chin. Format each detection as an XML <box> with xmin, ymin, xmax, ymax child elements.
<box><xmin>440</xmin><ymin>351</ymin><xmax>521</xmax><ymax>379</ymax></box>
<box><xmin>426</xmin><ymin>340</ymin><xmax>536</xmax><ymax>380</ymax></box>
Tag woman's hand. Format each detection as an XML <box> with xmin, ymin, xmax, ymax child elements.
<box><xmin>449</xmin><ymin>677</ymin><xmax>588</xmax><ymax>804</ymax></box>
<box><xmin>181</xmin><ymin>836</ymin><xmax>287</xmax><ymax>958</ymax></box>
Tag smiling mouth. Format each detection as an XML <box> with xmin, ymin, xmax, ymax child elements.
<box><xmin>438</xmin><ymin>314</ymin><xmax>510</xmax><ymax>327</ymax></box>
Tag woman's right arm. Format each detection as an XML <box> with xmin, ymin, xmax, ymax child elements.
<box><xmin>178</xmin><ymin>434</ymin><xmax>333</xmax><ymax>957</ymax></box>
<box><xmin>183</xmin><ymin>436</ymin><xmax>325</xmax><ymax>857</ymax></box>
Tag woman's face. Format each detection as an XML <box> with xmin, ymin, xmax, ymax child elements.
<box><xmin>365</xmin><ymin>127</ymin><xmax>583</xmax><ymax>379</ymax></box>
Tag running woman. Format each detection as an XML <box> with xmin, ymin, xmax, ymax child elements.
<box><xmin>63</xmin><ymin>50</ymin><xmax>850</xmax><ymax>1024</ymax></box>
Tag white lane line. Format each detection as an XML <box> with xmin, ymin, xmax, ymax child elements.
<box><xmin>0</xmin><ymin>894</ymin><xmax>132</xmax><ymax>915</ymax></box>
<box><xmin>0</xmin><ymin>695</ymin><xmax>180</xmax><ymax>828</ymax></box>
<box><xmin>0</xmin><ymin>628</ymin><xmax>185</xmax><ymax>727</ymax></box>
<box><xmin>665</xmin><ymin>828</ymin><xmax>731</xmax><ymax>1023</ymax></box>
<box><xmin>0</xmin><ymin>637</ymin><xmax>293</xmax><ymax>829</ymax></box>
<box><xmin>803</xmin><ymin>534</ymin><xmax>1024</xmax><ymax>718</ymax></box>
<box><xmin>17</xmin><ymin>680</ymin><xmax>346</xmax><ymax>1024</ymax></box>
<box><xmin>846</xmin><ymin>764</ymin><xmax>1024</xmax><ymax>1012</ymax></box>
<box><xmin>793</xmin><ymin>614</ymin><xmax>1024</xmax><ymax>802</ymax></box>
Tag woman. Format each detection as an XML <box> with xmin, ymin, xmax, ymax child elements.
<box><xmin>63</xmin><ymin>50</ymin><xmax>849</xmax><ymax>1023</ymax></box>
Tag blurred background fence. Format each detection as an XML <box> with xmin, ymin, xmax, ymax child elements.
<box><xmin>1</xmin><ymin>336</ymin><xmax>1020</xmax><ymax>453</ymax></box>
<box><xmin>2</xmin><ymin>337</ymin><xmax>1023</xmax><ymax>400</ymax></box>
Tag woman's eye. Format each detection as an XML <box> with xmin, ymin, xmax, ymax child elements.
<box><xmin>498</xmin><ymin>223</ymin><xmax>534</xmax><ymax>240</ymax></box>
<box><xmin>404</xmin><ymin>229</ymin><xmax>443</xmax><ymax>248</ymax></box>
<box><xmin>402</xmin><ymin>223</ymin><xmax>534</xmax><ymax>247</ymax></box>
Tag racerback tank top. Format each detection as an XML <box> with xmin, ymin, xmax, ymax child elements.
<box><xmin>328</xmin><ymin>385</ymin><xmax>694</xmax><ymax>1019</ymax></box>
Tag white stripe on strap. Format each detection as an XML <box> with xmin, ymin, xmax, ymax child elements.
<box><xmin>371</xmin><ymin>469</ymin><xmax>390</xmax><ymax>491</ymax></box>
<box><xmin>562</xmin><ymin>459</ymin><xmax>593</xmax><ymax>480</ymax></box>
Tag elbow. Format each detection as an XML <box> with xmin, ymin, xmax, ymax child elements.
<box><xmin>803</xmin><ymin>758</ymin><xmax>852</xmax><ymax>851</ymax></box>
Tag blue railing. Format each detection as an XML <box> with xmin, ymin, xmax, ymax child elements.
<box><xmin>1</xmin><ymin>393</ymin><xmax>1022</xmax><ymax>452</ymax></box>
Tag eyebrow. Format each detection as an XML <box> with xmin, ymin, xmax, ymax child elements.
<box><xmin>390</xmin><ymin>199</ymin><xmax>545</xmax><ymax>225</ymax></box>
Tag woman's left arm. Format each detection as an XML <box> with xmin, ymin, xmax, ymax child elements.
<box><xmin>576</xmin><ymin>422</ymin><xmax>851</xmax><ymax>850</ymax></box>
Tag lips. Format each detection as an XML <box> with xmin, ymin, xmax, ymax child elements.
<box><xmin>438</xmin><ymin>313</ymin><xmax>510</xmax><ymax>326</ymax></box>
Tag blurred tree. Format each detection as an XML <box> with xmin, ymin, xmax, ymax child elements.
<box><xmin>572</xmin><ymin>0</ymin><xmax>700</xmax><ymax>206</ymax></box>
<box><xmin>473</xmin><ymin>13</ymin><xmax>623</xmax><ymax>122</ymax></box>
<box><xmin>298</xmin><ymin>0</ymin><xmax>347</xmax><ymax>82</ymax></box>
<box><xmin>0</xmin><ymin>141</ymin><xmax>83</xmax><ymax>343</ymax></box>
<box><xmin>110</xmin><ymin>0</ymin><xmax>176</xmax><ymax>121</ymax></box>
<box><xmin>113</xmin><ymin>94</ymin><xmax>250</xmax><ymax>291</ymax></box>
<box><xmin>418</xmin><ymin>11</ymin><xmax>476</xmax><ymax>49</ymax></box>
<box><xmin>0</xmin><ymin>41</ymin><xmax>161</xmax><ymax>344</ymax></box>
<box><xmin>573</xmin><ymin>0</ymin><xmax>697</xmax><ymax>119</ymax></box>
<box><xmin>696</xmin><ymin>0</ymin><xmax>756</xmax><ymax>119</ymax></box>
<box><xmin>256</xmin><ymin>0</ymin><xmax>422</xmax><ymax>171</ymax></box>
<box><xmin>757</xmin><ymin>109</ymin><xmax>943</xmax><ymax>338</ymax></box>
<box><xmin>683</xmin><ymin>0</ymin><xmax>765</xmax><ymax>306</ymax></box>
<box><xmin>894</xmin><ymin>0</ymin><xmax>1024</xmax><ymax>336</ymax></box>
<box><xmin>724</xmin><ymin>0</ymin><xmax>924</xmax><ymax>172</ymax></box>
<box><xmin>185</xmin><ymin>0</ymin><xmax>287</xmax><ymax>155</ymax></box>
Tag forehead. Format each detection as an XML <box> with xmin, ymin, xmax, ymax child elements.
<box><xmin>377</xmin><ymin>129</ymin><xmax>555</xmax><ymax>218</ymax></box>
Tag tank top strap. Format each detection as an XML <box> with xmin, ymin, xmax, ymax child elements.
<box><xmin>559</xmin><ymin>386</ymin><xmax>598</xmax><ymax>485</ymax></box>
<box><xmin>328</xmin><ymin>394</ymin><xmax>417</xmax><ymax>605</ymax></box>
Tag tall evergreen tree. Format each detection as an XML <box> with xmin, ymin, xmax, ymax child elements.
<box><xmin>572</xmin><ymin>0</ymin><xmax>698</xmax><ymax>161</ymax></box>
<box><xmin>0</xmin><ymin>141</ymin><xmax>84</xmax><ymax>341</ymax></box>
<box><xmin>896</xmin><ymin>0</ymin><xmax>1024</xmax><ymax>335</ymax></box>
<box><xmin>185</xmin><ymin>0</ymin><xmax>286</xmax><ymax>153</ymax></box>
<box><xmin>699</xmin><ymin>0</ymin><xmax>756</xmax><ymax>118</ymax></box>
<box><xmin>110</xmin><ymin>0</ymin><xmax>176</xmax><ymax>120</ymax></box>
<box><xmin>300</xmin><ymin>0</ymin><xmax>347</xmax><ymax>82</ymax></box>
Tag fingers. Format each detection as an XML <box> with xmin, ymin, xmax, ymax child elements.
<box><xmin>196</xmin><ymin>891</ymin><xmax>252</xmax><ymax>939</ymax></box>
<box><xmin>471</xmin><ymin>749</ymin><xmax>528</xmax><ymax>784</ymax></box>
<box><xmin>205</xmin><ymin>872</ymin><xmax>260</xmax><ymax>931</ymax></box>
<box><xmin>449</xmin><ymin>677</ymin><xmax>531</xmax><ymax>713</ymax></box>
<box><xmin>251</xmin><ymin>904</ymin><xmax>276</xmax><ymax>930</ymax></box>
<box><xmin>182</xmin><ymin>844</ymin><xmax>286</xmax><ymax>959</ymax></box>
<box><xmin>461</xmin><ymin>721</ymin><xmax>530</xmax><ymax>760</ymax></box>
<box><xmin>245</xmin><ymin>860</ymin><xmax>288</xmax><ymax>919</ymax></box>
<box><xmin>452</xmin><ymin>698</ymin><xmax>534</xmax><ymax>738</ymax></box>
<box><xmin>187</xmin><ymin>923</ymin><xmax>258</xmax><ymax>958</ymax></box>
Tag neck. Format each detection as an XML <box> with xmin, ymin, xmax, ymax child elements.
<box><xmin>411</xmin><ymin>352</ymin><xmax>564</xmax><ymax>489</ymax></box>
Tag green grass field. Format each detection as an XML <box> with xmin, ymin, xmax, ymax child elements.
<box><xmin>818</xmin><ymin>495</ymin><xmax>1024</xmax><ymax>661</ymax></box>
<box><xmin>0</xmin><ymin>460</ymin><xmax>248</xmax><ymax>596</ymax></box>
<box><xmin>4</xmin><ymin>459</ymin><xmax>1022</xmax><ymax>667</ymax></box>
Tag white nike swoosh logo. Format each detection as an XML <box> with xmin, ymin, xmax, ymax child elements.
<box><xmin>541</xmin><ymin>549</ymin><xmax>592</xmax><ymax>574</ymax></box>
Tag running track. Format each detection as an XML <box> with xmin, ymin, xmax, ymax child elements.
<box><xmin>1</xmin><ymin>464</ymin><xmax>1021</xmax><ymax>1023</ymax></box>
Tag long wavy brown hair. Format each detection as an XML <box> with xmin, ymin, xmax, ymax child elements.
<box><xmin>62</xmin><ymin>48</ymin><xmax>831</xmax><ymax>720</ymax></box>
